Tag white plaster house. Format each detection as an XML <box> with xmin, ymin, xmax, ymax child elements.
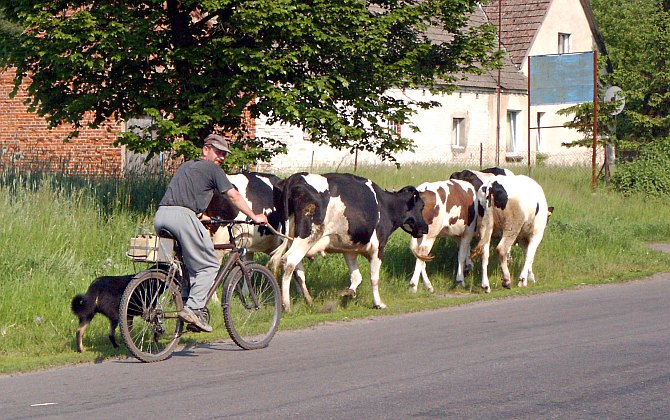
<box><xmin>261</xmin><ymin>0</ymin><xmax>607</xmax><ymax>172</ymax></box>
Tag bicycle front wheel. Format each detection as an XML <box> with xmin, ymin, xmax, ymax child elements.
<box><xmin>222</xmin><ymin>262</ymin><xmax>281</xmax><ymax>350</ymax></box>
<box><xmin>119</xmin><ymin>269</ymin><xmax>184</xmax><ymax>362</ymax></box>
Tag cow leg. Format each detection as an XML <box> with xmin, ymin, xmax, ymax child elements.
<box><xmin>409</xmin><ymin>258</ymin><xmax>426</xmax><ymax>293</ymax></box>
<box><xmin>341</xmin><ymin>252</ymin><xmax>362</xmax><ymax>299</ymax></box>
<box><xmin>280</xmin><ymin>240</ymin><xmax>312</xmax><ymax>312</ymax></box>
<box><xmin>368</xmin><ymin>254</ymin><xmax>386</xmax><ymax>309</ymax></box>
<box><xmin>496</xmin><ymin>232</ymin><xmax>518</xmax><ymax>289</ymax></box>
<box><xmin>409</xmin><ymin>237</ymin><xmax>423</xmax><ymax>293</ymax></box>
<box><xmin>293</xmin><ymin>261</ymin><xmax>314</xmax><ymax>305</ymax></box>
<box><xmin>518</xmin><ymin>234</ymin><xmax>543</xmax><ymax>287</ymax></box>
<box><xmin>455</xmin><ymin>233</ymin><xmax>473</xmax><ymax>286</ymax></box>
<box><xmin>464</xmin><ymin>255</ymin><xmax>473</xmax><ymax>277</ymax></box>
<box><xmin>409</xmin><ymin>237</ymin><xmax>435</xmax><ymax>293</ymax></box>
<box><xmin>480</xmin><ymin>242</ymin><xmax>491</xmax><ymax>293</ymax></box>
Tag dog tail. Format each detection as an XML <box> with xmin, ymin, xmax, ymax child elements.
<box><xmin>71</xmin><ymin>294</ymin><xmax>93</xmax><ymax>317</ymax></box>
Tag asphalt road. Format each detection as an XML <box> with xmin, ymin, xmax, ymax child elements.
<box><xmin>2</xmin><ymin>273</ymin><xmax>669</xmax><ymax>419</ymax></box>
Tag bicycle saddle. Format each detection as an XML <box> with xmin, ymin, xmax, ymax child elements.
<box><xmin>158</xmin><ymin>228</ymin><xmax>176</xmax><ymax>239</ymax></box>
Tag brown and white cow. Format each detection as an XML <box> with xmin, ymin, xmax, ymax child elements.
<box><xmin>409</xmin><ymin>179</ymin><xmax>477</xmax><ymax>293</ymax></box>
<box><xmin>269</xmin><ymin>172</ymin><xmax>428</xmax><ymax>311</ymax></box>
<box><xmin>470</xmin><ymin>174</ymin><xmax>552</xmax><ymax>292</ymax></box>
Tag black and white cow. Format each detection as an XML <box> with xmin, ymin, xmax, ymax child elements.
<box><xmin>409</xmin><ymin>179</ymin><xmax>477</xmax><ymax>293</ymax></box>
<box><xmin>205</xmin><ymin>172</ymin><xmax>283</xmax><ymax>258</ymax></box>
<box><xmin>470</xmin><ymin>174</ymin><xmax>552</xmax><ymax>292</ymax></box>
<box><xmin>205</xmin><ymin>172</ymin><xmax>310</xmax><ymax>302</ymax></box>
<box><xmin>449</xmin><ymin>167</ymin><xmax>514</xmax><ymax>191</ymax></box>
<box><xmin>269</xmin><ymin>172</ymin><xmax>429</xmax><ymax>311</ymax></box>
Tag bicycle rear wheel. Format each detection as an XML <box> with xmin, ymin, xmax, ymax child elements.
<box><xmin>119</xmin><ymin>269</ymin><xmax>184</xmax><ymax>362</ymax></box>
<box><xmin>222</xmin><ymin>262</ymin><xmax>281</xmax><ymax>350</ymax></box>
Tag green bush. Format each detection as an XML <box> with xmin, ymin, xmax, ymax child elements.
<box><xmin>612</xmin><ymin>136</ymin><xmax>670</xmax><ymax>196</ymax></box>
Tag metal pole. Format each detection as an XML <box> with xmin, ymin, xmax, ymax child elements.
<box><xmin>354</xmin><ymin>149</ymin><xmax>358</xmax><ymax>173</ymax></box>
<box><xmin>480</xmin><ymin>143</ymin><xmax>483</xmax><ymax>169</ymax></box>
<box><xmin>496</xmin><ymin>0</ymin><xmax>502</xmax><ymax>166</ymax></box>
<box><xmin>591</xmin><ymin>51</ymin><xmax>598</xmax><ymax>191</ymax></box>
<box><xmin>527</xmin><ymin>55</ymin><xmax>532</xmax><ymax>176</ymax></box>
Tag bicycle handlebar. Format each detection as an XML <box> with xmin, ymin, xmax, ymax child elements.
<box><xmin>201</xmin><ymin>216</ymin><xmax>294</xmax><ymax>240</ymax></box>
<box><xmin>201</xmin><ymin>217</ymin><xmax>265</xmax><ymax>227</ymax></box>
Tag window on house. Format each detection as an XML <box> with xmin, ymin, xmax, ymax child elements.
<box><xmin>386</xmin><ymin>119</ymin><xmax>401</xmax><ymax>135</ymax></box>
<box><xmin>507</xmin><ymin>110</ymin><xmax>520</xmax><ymax>154</ymax></box>
<box><xmin>558</xmin><ymin>33</ymin><xmax>571</xmax><ymax>54</ymax></box>
<box><xmin>452</xmin><ymin>117</ymin><xmax>465</xmax><ymax>147</ymax></box>
<box><xmin>536</xmin><ymin>112</ymin><xmax>545</xmax><ymax>152</ymax></box>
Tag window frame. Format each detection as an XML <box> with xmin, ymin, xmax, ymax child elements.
<box><xmin>451</xmin><ymin>117</ymin><xmax>466</xmax><ymax>148</ymax></box>
<box><xmin>506</xmin><ymin>110</ymin><xmax>521</xmax><ymax>155</ymax></box>
<box><xmin>386</xmin><ymin>119</ymin><xmax>401</xmax><ymax>136</ymax></box>
<box><xmin>536</xmin><ymin>111</ymin><xmax>545</xmax><ymax>152</ymax></box>
<box><xmin>558</xmin><ymin>32</ymin><xmax>571</xmax><ymax>54</ymax></box>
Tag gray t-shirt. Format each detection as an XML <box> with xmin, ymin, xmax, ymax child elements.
<box><xmin>159</xmin><ymin>159</ymin><xmax>234</xmax><ymax>213</ymax></box>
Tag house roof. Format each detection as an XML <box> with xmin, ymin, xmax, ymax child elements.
<box><xmin>481</xmin><ymin>0</ymin><xmax>607</xmax><ymax>69</ymax></box>
<box><xmin>481</xmin><ymin>0</ymin><xmax>552</xmax><ymax>68</ymax></box>
<box><xmin>424</xmin><ymin>5</ymin><xmax>528</xmax><ymax>93</ymax></box>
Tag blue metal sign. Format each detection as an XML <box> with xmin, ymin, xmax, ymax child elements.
<box><xmin>530</xmin><ymin>52</ymin><xmax>594</xmax><ymax>106</ymax></box>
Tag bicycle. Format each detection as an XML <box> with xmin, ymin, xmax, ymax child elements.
<box><xmin>119</xmin><ymin>218</ymin><xmax>282</xmax><ymax>362</ymax></box>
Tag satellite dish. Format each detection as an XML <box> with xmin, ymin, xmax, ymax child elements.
<box><xmin>604</xmin><ymin>86</ymin><xmax>625</xmax><ymax>115</ymax></box>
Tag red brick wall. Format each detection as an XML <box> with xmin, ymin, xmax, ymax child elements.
<box><xmin>1</xmin><ymin>69</ymin><xmax>259</xmax><ymax>177</ymax></box>
<box><xmin>0</xmin><ymin>69</ymin><xmax>124</xmax><ymax>176</ymax></box>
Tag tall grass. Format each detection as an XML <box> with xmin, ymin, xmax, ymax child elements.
<box><xmin>0</xmin><ymin>170</ymin><xmax>163</xmax><ymax>370</ymax></box>
<box><xmin>1</xmin><ymin>164</ymin><xmax>669</xmax><ymax>374</ymax></box>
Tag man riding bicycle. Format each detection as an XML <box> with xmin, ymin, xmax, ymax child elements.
<box><xmin>154</xmin><ymin>133</ymin><xmax>268</xmax><ymax>332</ymax></box>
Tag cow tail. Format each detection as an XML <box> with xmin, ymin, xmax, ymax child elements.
<box><xmin>268</xmin><ymin>234</ymin><xmax>289</xmax><ymax>278</ymax></box>
<box><xmin>471</xmin><ymin>186</ymin><xmax>495</xmax><ymax>260</ymax></box>
<box><xmin>268</xmin><ymin>177</ymin><xmax>292</xmax><ymax>278</ymax></box>
<box><xmin>409</xmin><ymin>237</ymin><xmax>434</xmax><ymax>261</ymax></box>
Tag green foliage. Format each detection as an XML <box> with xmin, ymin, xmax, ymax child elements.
<box><xmin>0</xmin><ymin>0</ymin><xmax>501</xmax><ymax>164</ymax></box>
<box><xmin>611</xmin><ymin>136</ymin><xmax>670</xmax><ymax>196</ymax></box>
<box><xmin>0</xmin><ymin>8</ymin><xmax>20</xmax><ymax>39</ymax></box>
<box><xmin>590</xmin><ymin>0</ymin><xmax>670</xmax><ymax>142</ymax></box>
<box><xmin>557</xmin><ymin>96</ymin><xmax>621</xmax><ymax>149</ymax></box>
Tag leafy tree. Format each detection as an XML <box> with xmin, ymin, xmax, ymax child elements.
<box><xmin>0</xmin><ymin>8</ymin><xmax>20</xmax><ymax>40</ymax></box>
<box><xmin>0</xmin><ymin>0</ymin><xmax>501</xmax><ymax>164</ymax></box>
<box><xmin>557</xmin><ymin>92</ymin><xmax>621</xmax><ymax>149</ymax></box>
<box><xmin>590</xmin><ymin>0</ymin><xmax>670</xmax><ymax>143</ymax></box>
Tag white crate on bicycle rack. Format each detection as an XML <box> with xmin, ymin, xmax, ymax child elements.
<box><xmin>127</xmin><ymin>234</ymin><xmax>174</xmax><ymax>263</ymax></box>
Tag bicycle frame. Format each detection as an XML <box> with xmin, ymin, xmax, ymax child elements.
<box><xmin>120</xmin><ymin>218</ymin><xmax>281</xmax><ymax>361</ymax></box>
<box><xmin>162</xmin><ymin>220</ymin><xmax>262</xmax><ymax>311</ymax></box>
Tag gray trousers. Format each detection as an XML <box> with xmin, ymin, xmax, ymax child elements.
<box><xmin>154</xmin><ymin>206</ymin><xmax>219</xmax><ymax>309</ymax></box>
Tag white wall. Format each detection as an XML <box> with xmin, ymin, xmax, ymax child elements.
<box><xmin>261</xmin><ymin>88</ymin><xmax>530</xmax><ymax>172</ymax></box>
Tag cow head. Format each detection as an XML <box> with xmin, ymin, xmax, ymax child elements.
<box><xmin>397</xmin><ymin>186</ymin><xmax>429</xmax><ymax>238</ymax></box>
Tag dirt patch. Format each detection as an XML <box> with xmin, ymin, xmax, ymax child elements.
<box><xmin>648</xmin><ymin>243</ymin><xmax>670</xmax><ymax>253</ymax></box>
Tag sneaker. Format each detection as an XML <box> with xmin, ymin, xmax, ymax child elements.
<box><xmin>186</xmin><ymin>307</ymin><xmax>210</xmax><ymax>332</ymax></box>
<box><xmin>178</xmin><ymin>306</ymin><xmax>213</xmax><ymax>333</ymax></box>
